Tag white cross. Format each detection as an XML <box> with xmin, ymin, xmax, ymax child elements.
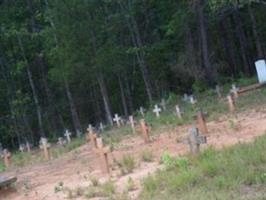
<box><xmin>64</xmin><ymin>129</ymin><xmax>72</xmax><ymax>143</ymax></box>
<box><xmin>190</xmin><ymin>96</ymin><xmax>197</xmax><ymax>105</ymax></box>
<box><xmin>129</xmin><ymin>115</ymin><xmax>135</xmax><ymax>133</ymax></box>
<box><xmin>99</xmin><ymin>122</ymin><xmax>105</xmax><ymax>132</ymax></box>
<box><xmin>153</xmin><ymin>104</ymin><xmax>161</xmax><ymax>118</ymax></box>
<box><xmin>19</xmin><ymin>144</ymin><xmax>25</xmax><ymax>152</ymax></box>
<box><xmin>87</xmin><ymin>124</ymin><xmax>93</xmax><ymax>134</ymax></box>
<box><xmin>139</xmin><ymin>107</ymin><xmax>145</xmax><ymax>117</ymax></box>
<box><xmin>25</xmin><ymin>141</ymin><xmax>31</xmax><ymax>153</ymax></box>
<box><xmin>175</xmin><ymin>105</ymin><xmax>182</xmax><ymax>119</ymax></box>
<box><xmin>230</xmin><ymin>84</ymin><xmax>239</xmax><ymax>98</ymax></box>
<box><xmin>183</xmin><ymin>93</ymin><xmax>189</xmax><ymax>102</ymax></box>
<box><xmin>215</xmin><ymin>85</ymin><xmax>222</xmax><ymax>98</ymax></box>
<box><xmin>113</xmin><ymin>114</ymin><xmax>121</xmax><ymax>127</ymax></box>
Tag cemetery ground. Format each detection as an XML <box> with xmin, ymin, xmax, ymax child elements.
<box><xmin>1</xmin><ymin>78</ymin><xmax>266</xmax><ymax>199</ymax></box>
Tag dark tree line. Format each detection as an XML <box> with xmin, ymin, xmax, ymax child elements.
<box><xmin>0</xmin><ymin>0</ymin><xmax>265</xmax><ymax>148</ymax></box>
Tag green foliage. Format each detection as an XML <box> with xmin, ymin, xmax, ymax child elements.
<box><xmin>141</xmin><ymin>149</ymin><xmax>154</xmax><ymax>162</ymax></box>
<box><xmin>119</xmin><ymin>154</ymin><xmax>136</xmax><ymax>175</ymax></box>
<box><xmin>140</xmin><ymin>134</ymin><xmax>266</xmax><ymax>199</ymax></box>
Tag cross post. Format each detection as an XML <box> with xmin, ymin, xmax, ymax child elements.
<box><xmin>140</xmin><ymin>119</ymin><xmax>151</xmax><ymax>143</ymax></box>
<box><xmin>113</xmin><ymin>114</ymin><xmax>121</xmax><ymax>127</ymax></box>
<box><xmin>94</xmin><ymin>138</ymin><xmax>110</xmax><ymax>174</ymax></box>
<box><xmin>39</xmin><ymin>138</ymin><xmax>51</xmax><ymax>160</ymax></box>
<box><xmin>227</xmin><ymin>94</ymin><xmax>236</xmax><ymax>113</ymax></box>
<box><xmin>187</xmin><ymin>127</ymin><xmax>207</xmax><ymax>154</ymax></box>
<box><xmin>196</xmin><ymin>111</ymin><xmax>208</xmax><ymax>134</ymax></box>
<box><xmin>175</xmin><ymin>105</ymin><xmax>183</xmax><ymax>120</ymax></box>
<box><xmin>1</xmin><ymin>149</ymin><xmax>11</xmax><ymax>168</ymax></box>
<box><xmin>129</xmin><ymin>115</ymin><xmax>136</xmax><ymax>134</ymax></box>
<box><xmin>153</xmin><ymin>105</ymin><xmax>161</xmax><ymax>118</ymax></box>
<box><xmin>64</xmin><ymin>129</ymin><xmax>72</xmax><ymax>143</ymax></box>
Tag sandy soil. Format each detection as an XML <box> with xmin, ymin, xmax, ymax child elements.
<box><xmin>1</xmin><ymin>108</ymin><xmax>266</xmax><ymax>200</ymax></box>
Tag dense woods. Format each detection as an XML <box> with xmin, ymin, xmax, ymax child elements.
<box><xmin>0</xmin><ymin>0</ymin><xmax>265</xmax><ymax>148</ymax></box>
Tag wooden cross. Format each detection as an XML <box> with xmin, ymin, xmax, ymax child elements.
<box><xmin>190</xmin><ymin>95</ymin><xmax>197</xmax><ymax>105</ymax></box>
<box><xmin>227</xmin><ymin>94</ymin><xmax>236</xmax><ymax>113</ymax></box>
<box><xmin>94</xmin><ymin>138</ymin><xmax>110</xmax><ymax>174</ymax></box>
<box><xmin>139</xmin><ymin>107</ymin><xmax>145</xmax><ymax>117</ymax></box>
<box><xmin>160</xmin><ymin>99</ymin><xmax>166</xmax><ymax>111</ymax></box>
<box><xmin>187</xmin><ymin>127</ymin><xmax>207</xmax><ymax>154</ymax></box>
<box><xmin>196</xmin><ymin>111</ymin><xmax>208</xmax><ymax>134</ymax></box>
<box><xmin>87</xmin><ymin>126</ymin><xmax>97</xmax><ymax>148</ymax></box>
<box><xmin>153</xmin><ymin>105</ymin><xmax>161</xmax><ymax>118</ymax></box>
<box><xmin>215</xmin><ymin>85</ymin><xmax>222</xmax><ymax>98</ymax></box>
<box><xmin>64</xmin><ymin>129</ymin><xmax>72</xmax><ymax>143</ymax></box>
<box><xmin>140</xmin><ymin>119</ymin><xmax>151</xmax><ymax>143</ymax></box>
<box><xmin>1</xmin><ymin>149</ymin><xmax>11</xmax><ymax>168</ymax></box>
<box><xmin>230</xmin><ymin>84</ymin><xmax>239</xmax><ymax>99</ymax></box>
<box><xmin>39</xmin><ymin>138</ymin><xmax>51</xmax><ymax>160</ymax></box>
<box><xmin>175</xmin><ymin>105</ymin><xmax>183</xmax><ymax>120</ymax></box>
<box><xmin>129</xmin><ymin>115</ymin><xmax>136</xmax><ymax>134</ymax></box>
<box><xmin>113</xmin><ymin>114</ymin><xmax>121</xmax><ymax>127</ymax></box>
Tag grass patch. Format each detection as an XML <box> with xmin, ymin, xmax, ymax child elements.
<box><xmin>139</xmin><ymin>134</ymin><xmax>266</xmax><ymax>200</ymax></box>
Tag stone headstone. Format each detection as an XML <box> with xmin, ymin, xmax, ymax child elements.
<box><xmin>255</xmin><ymin>59</ymin><xmax>266</xmax><ymax>83</ymax></box>
<box><xmin>153</xmin><ymin>104</ymin><xmax>161</xmax><ymax>118</ymax></box>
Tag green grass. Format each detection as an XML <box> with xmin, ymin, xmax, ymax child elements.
<box><xmin>139</xmin><ymin>134</ymin><xmax>266</xmax><ymax>200</ymax></box>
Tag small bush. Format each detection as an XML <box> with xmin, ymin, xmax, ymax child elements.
<box><xmin>141</xmin><ymin>150</ymin><xmax>154</xmax><ymax>162</ymax></box>
<box><xmin>120</xmin><ymin>154</ymin><xmax>136</xmax><ymax>175</ymax></box>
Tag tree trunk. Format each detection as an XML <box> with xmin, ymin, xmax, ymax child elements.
<box><xmin>17</xmin><ymin>35</ymin><xmax>45</xmax><ymax>138</ymax></box>
<box><xmin>124</xmin><ymin>73</ymin><xmax>134</xmax><ymax>114</ymax></box>
<box><xmin>233</xmin><ymin>8</ymin><xmax>251</xmax><ymax>75</ymax></box>
<box><xmin>64</xmin><ymin>78</ymin><xmax>82</xmax><ymax>137</ymax></box>
<box><xmin>248</xmin><ymin>6</ymin><xmax>264</xmax><ymax>59</ymax></box>
<box><xmin>220</xmin><ymin>19</ymin><xmax>238</xmax><ymax>77</ymax></box>
<box><xmin>196</xmin><ymin>0</ymin><xmax>217</xmax><ymax>84</ymax></box>
<box><xmin>120</xmin><ymin>1</ymin><xmax>154</xmax><ymax>103</ymax></box>
<box><xmin>97</xmin><ymin>73</ymin><xmax>113</xmax><ymax>125</ymax></box>
<box><xmin>118</xmin><ymin>74</ymin><xmax>129</xmax><ymax>117</ymax></box>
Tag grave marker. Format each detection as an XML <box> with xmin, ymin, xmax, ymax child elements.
<box><xmin>129</xmin><ymin>115</ymin><xmax>136</xmax><ymax>134</ymax></box>
<box><xmin>139</xmin><ymin>107</ymin><xmax>145</xmax><ymax>117</ymax></box>
<box><xmin>215</xmin><ymin>85</ymin><xmax>222</xmax><ymax>98</ymax></box>
<box><xmin>227</xmin><ymin>94</ymin><xmax>236</xmax><ymax>113</ymax></box>
<box><xmin>25</xmin><ymin>141</ymin><xmax>31</xmax><ymax>153</ymax></box>
<box><xmin>175</xmin><ymin>105</ymin><xmax>183</xmax><ymax>120</ymax></box>
<box><xmin>113</xmin><ymin>114</ymin><xmax>121</xmax><ymax>127</ymax></box>
<box><xmin>230</xmin><ymin>84</ymin><xmax>239</xmax><ymax>99</ymax></box>
<box><xmin>187</xmin><ymin>127</ymin><xmax>207</xmax><ymax>154</ymax></box>
<box><xmin>190</xmin><ymin>95</ymin><xmax>197</xmax><ymax>106</ymax></box>
<box><xmin>153</xmin><ymin>105</ymin><xmax>161</xmax><ymax>118</ymax></box>
<box><xmin>1</xmin><ymin>149</ymin><xmax>11</xmax><ymax>168</ymax></box>
<box><xmin>94</xmin><ymin>138</ymin><xmax>110</xmax><ymax>174</ymax></box>
<box><xmin>19</xmin><ymin>144</ymin><xmax>25</xmax><ymax>152</ymax></box>
<box><xmin>183</xmin><ymin>93</ymin><xmax>189</xmax><ymax>102</ymax></box>
<box><xmin>255</xmin><ymin>60</ymin><xmax>266</xmax><ymax>83</ymax></box>
<box><xmin>140</xmin><ymin>119</ymin><xmax>151</xmax><ymax>143</ymax></box>
<box><xmin>64</xmin><ymin>129</ymin><xmax>72</xmax><ymax>143</ymax></box>
<box><xmin>39</xmin><ymin>138</ymin><xmax>51</xmax><ymax>160</ymax></box>
<box><xmin>57</xmin><ymin>137</ymin><xmax>66</xmax><ymax>146</ymax></box>
<box><xmin>87</xmin><ymin>126</ymin><xmax>97</xmax><ymax>148</ymax></box>
<box><xmin>99</xmin><ymin>122</ymin><xmax>105</xmax><ymax>132</ymax></box>
<box><xmin>196</xmin><ymin>111</ymin><xmax>208</xmax><ymax>134</ymax></box>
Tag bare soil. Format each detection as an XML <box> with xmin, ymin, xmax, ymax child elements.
<box><xmin>1</xmin><ymin>108</ymin><xmax>266</xmax><ymax>200</ymax></box>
